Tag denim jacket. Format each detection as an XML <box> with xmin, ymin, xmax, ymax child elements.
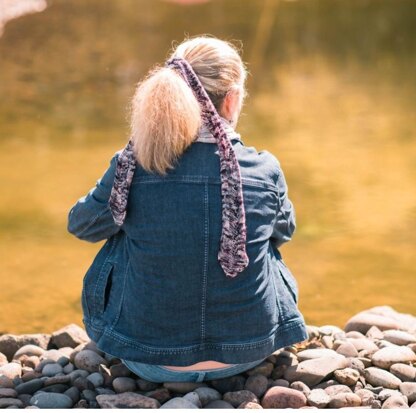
<box><xmin>67</xmin><ymin>119</ymin><xmax>309</xmax><ymax>365</ymax></box>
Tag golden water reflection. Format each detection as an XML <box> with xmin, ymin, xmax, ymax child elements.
<box><xmin>0</xmin><ymin>0</ymin><xmax>415</xmax><ymax>334</ymax></box>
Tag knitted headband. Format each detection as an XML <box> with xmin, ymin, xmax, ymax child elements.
<box><xmin>109</xmin><ymin>57</ymin><xmax>249</xmax><ymax>278</ymax></box>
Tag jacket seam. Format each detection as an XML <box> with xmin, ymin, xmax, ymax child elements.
<box><xmin>131</xmin><ymin>176</ymin><xmax>278</xmax><ymax>192</ymax></box>
<box><xmin>75</xmin><ymin>204</ymin><xmax>111</xmax><ymax>238</ymax></box>
<box><xmin>200</xmin><ymin>183</ymin><xmax>208</xmax><ymax>343</ymax></box>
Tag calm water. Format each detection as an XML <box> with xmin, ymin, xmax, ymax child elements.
<box><xmin>0</xmin><ymin>0</ymin><xmax>415</xmax><ymax>334</ymax></box>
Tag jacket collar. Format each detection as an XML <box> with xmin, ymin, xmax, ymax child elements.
<box><xmin>195</xmin><ymin>116</ymin><xmax>243</xmax><ymax>144</ymax></box>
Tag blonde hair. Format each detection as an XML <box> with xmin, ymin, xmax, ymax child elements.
<box><xmin>129</xmin><ymin>35</ymin><xmax>248</xmax><ymax>175</ymax></box>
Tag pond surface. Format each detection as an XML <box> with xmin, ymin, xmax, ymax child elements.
<box><xmin>0</xmin><ymin>0</ymin><xmax>415</xmax><ymax>334</ymax></box>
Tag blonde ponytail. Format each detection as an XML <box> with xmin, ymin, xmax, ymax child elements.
<box><xmin>129</xmin><ymin>35</ymin><xmax>247</xmax><ymax>175</ymax></box>
<box><xmin>130</xmin><ymin>66</ymin><xmax>201</xmax><ymax>175</ymax></box>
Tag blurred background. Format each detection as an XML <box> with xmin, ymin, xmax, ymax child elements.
<box><xmin>0</xmin><ymin>0</ymin><xmax>415</xmax><ymax>334</ymax></box>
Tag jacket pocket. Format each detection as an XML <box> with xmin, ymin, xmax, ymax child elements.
<box><xmin>277</xmin><ymin>260</ymin><xmax>299</xmax><ymax>305</ymax></box>
<box><xmin>83</xmin><ymin>261</ymin><xmax>114</xmax><ymax>319</ymax></box>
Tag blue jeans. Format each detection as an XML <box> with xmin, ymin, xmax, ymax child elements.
<box><xmin>120</xmin><ymin>357</ymin><xmax>267</xmax><ymax>383</ymax></box>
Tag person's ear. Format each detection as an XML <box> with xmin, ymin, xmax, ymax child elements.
<box><xmin>220</xmin><ymin>89</ymin><xmax>240</xmax><ymax>121</ymax></box>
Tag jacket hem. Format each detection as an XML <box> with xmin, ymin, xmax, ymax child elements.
<box><xmin>82</xmin><ymin>316</ymin><xmax>309</xmax><ymax>366</ymax></box>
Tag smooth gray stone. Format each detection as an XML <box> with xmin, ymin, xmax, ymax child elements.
<box><xmin>194</xmin><ymin>386</ymin><xmax>222</xmax><ymax>406</ymax></box>
<box><xmin>29</xmin><ymin>392</ymin><xmax>73</xmax><ymax>409</ymax></box>
<box><xmin>160</xmin><ymin>397</ymin><xmax>199</xmax><ymax>409</ymax></box>
<box><xmin>15</xmin><ymin>378</ymin><xmax>44</xmax><ymax>395</ymax></box>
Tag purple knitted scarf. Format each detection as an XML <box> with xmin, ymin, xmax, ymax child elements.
<box><xmin>109</xmin><ymin>57</ymin><xmax>249</xmax><ymax>278</ymax></box>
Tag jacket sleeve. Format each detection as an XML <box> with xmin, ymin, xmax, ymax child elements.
<box><xmin>270</xmin><ymin>161</ymin><xmax>296</xmax><ymax>249</ymax></box>
<box><xmin>67</xmin><ymin>151</ymin><xmax>122</xmax><ymax>243</ymax></box>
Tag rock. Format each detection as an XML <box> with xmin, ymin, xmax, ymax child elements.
<box><xmin>271</xmin><ymin>365</ymin><xmax>287</xmax><ymax>380</ymax></box>
<box><xmin>63</xmin><ymin>386</ymin><xmax>80</xmax><ymax>404</ymax></box>
<box><xmin>73</xmin><ymin>376</ymin><xmax>96</xmax><ymax>392</ymax></box>
<box><xmin>74</xmin><ymin>350</ymin><xmax>107</xmax><ymax>373</ymax></box>
<box><xmin>194</xmin><ymin>386</ymin><xmax>222</xmax><ymax>406</ymax></box>
<box><xmin>86</xmin><ymin>372</ymin><xmax>104</xmax><ymax>388</ymax></box>
<box><xmin>112</xmin><ymin>377</ymin><xmax>136</xmax><ymax>393</ymax></box>
<box><xmin>283</xmin><ymin>355</ymin><xmax>349</xmax><ymax>387</ymax></box>
<box><xmin>29</xmin><ymin>393</ymin><xmax>73</xmax><ymax>408</ymax></box>
<box><xmin>327</xmin><ymin>392</ymin><xmax>362</xmax><ymax>408</ymax></box>
<box><xmin>0</xmin><ymin>388</ymin><xmax>17</xmax><ymax>398</ymax></box>
<box><xmin>366</xmin><ymin>326</ymin><xmax>384</xmax><ymax>340</ymax></box>
<box><xmin>12</xmin><ymin>345</ymin><xmax>45</xmax><ymax>361</ymax></box>
<box><xmin>245</xmin><ymin>362</ymin><xmax>274</xmax><ymax>377</ymax></box>
<box><xmin>63</xmin><ymin>363</ymin><xmax>74</xmax><ymax>374</ymax></box>
<box><xmin>390</xmin><ymin>363</ymin><xmax>416</xmax><ymax>381</ymax></box>
<box><xmin>334</xmin><ymin>368</ymin><xmax>361</xmax><ymax>386</ymax></box>
<box><xmin>144</xmin><ymin>388</ymin><xmax>171</xmax><ymax>404</ymax></box>
<box><xmin>163</xmin><ymin>382</ymin><xmax>207</xmax><ymax>393</ymax></box>
<box><xmin>136</xmin><ymin>378</ymin><xmax>159</xmax><ymax>392</ymax></box>
<box><xmin>306</xmin><ymin>325</ymin><xmax>320</xmax><ymax>339</ymax></box>
<box><xmin>223</xmin><ymin>390</ymin><xmax>259</xmax><ymax>407</ymax></box>
<box><xmin>43</xmin><ymin>375</ymin><xmax>71</xmax><ymax>386</ymax></box>
<box><xmin>306</xmin><ymin>388</ymin><xmax>330</xmax><ymax>408</ymax></box>
<box><xmin>314</xmin><ymin>379</ymin><xmax>340</xmax><ymax>389</ymax></box>
<box><xmin>15</xmin><ymin>378</ymin><xmax>44</xmax><ymax>395</ymax></box>
<box><xmin>290</xmin><ymin>381</ymin><xmax>311</xmax><ymax>397</ymax></box>
<box><xmin>0</xmin><ymin>334</ymin><xmax>49</xmax><ymax>362</ymax></box>
<box><xmin>96</xmin><ymin>387</ymin><xmax>115</xmax><ymax>395</ymax></box>
<box><xmin>324</xmin><ymin>385</ymin><xmax>353</xmax><ymax>396</ymax></box>
<box><xmin>378</xmin><ymin>389</ymin><xmax>404</xmax><ymax>401</ymax></box>
<box><xmin>81</xmin><ymin>389</ymin><xmax>97</xmax><ymax>402</ymax></box>
<box><xmin>347</xmin><ymin>337</ymin><xmax>379</xmax><ymax>354</ymax></box>
<box><xmin>204</xmin><ymin>399</ymin><xmax>235</xmax><ymax>408</ymax></box>
<box><xmin>0</xmin><ymin>362</ymin><xmax>22</xmax><ymax>379</ymax></box>
<box><xmin>372</xmin><ymin>346</ymin><xmax>416</xmax><ymax>369</ymax></box>
<box><xmin>210</xmin><ymin>375</ymin><xmax>246</xmax><ymax>393</ymax></box>
<box><xmin>355</xmin><ymin>389</ymin><xmax>377</xmax><ymax>406</ymax></box>
<box><xmin>297</xmin><ymin>349</ymin><xmax>340</xmax><ymax>361</ymax></box>
<box><xmin>358</xmin><ymin>357</ymin><xmax>372</xmax><ymax>368</ymax></box>
<box><xmin>347</xmin><ymin>358</ymin><xmax>366</xmax><ymax>373</ymax></box>
<box><xmin>382</xmin><ymin>394</ymin><xmax>409</xmax><ymax>409</ymax></box>
<box><xmin>336</xmin><ymin>342</ymin><xmax>359</xmax><ymax>357</ymax></box>
<box><xmin>400</xmin><ymin>383</ymin><xmax>416</xmax><ymax>404</ymax></box>
<box><xmin>0</xmin><ymin>398</ymin><xmax>23</xmax><ymax>408</ymax></box>
<box><xmin>0</xmin><ymin>352</ymin><xmax>8</xmax><ymax>366</ymax></box>
<box><xmin>346</xmin><ymin>331</ymin><xmax>366</xmax><ymax>339</ymax></box>
<box><xmin>321</xmin><ymin>335</ymin><xmax>334</xmax><ymax>349</ymax></box>
<box><xmin>261</xmin><ymin>386</ymin><xmax>307</xmax><ymax>409</ymax></box>
<box><xmin>238</xmin><ymin>401</ymin><xmax>264</xmax><ymax>408</ymax></box>
<box><xmin>51</xmin><ymin>324</ymin><xmax>89</xmax><ymax>349</ymax></box>
<box><xmin>383</xmin><ymin>330</ymin><xmax>416</xmax><ymax>346</ymax></box>
<box><xmin>244</xmin><ymin>374</ymin><xmax>268</xmax><ymax>398</ymax></box>
<box><xmin>275</xmin><ymin>351</ymin><xmax>298</xmax><ymax>367</ymax></box>
<box><xmin>364</xmin><ymin>367</ymin><xmax>402</xmax><ymax>389</ymax></box>
<box><xmin>109</xmin><ymin>362</ymin><xmax>132</xmax><ymax>377</ymax></box>
<box><xmin>96</xmin><ymin>392</ymin><xmax>160</xmax><ymax>408</ymax></box>
<box><xmin>39</xmin><ymin>350</ymin><xmax>69</xmax><ymax>367</ymax></box>
<box><xmin>41</xmin><ymin>383</ymin><xmax>70</xmax><ymax>393</ymax></box>
<box><xmin>271</xmin><ymin>378</ymin><xmax>289</xmax><ymax>387</ymax></box>
<box><xmin>73</xmin><ymin>399</ymin><xmax>89</xmax><ymax>408</ymax></box>
<box><xmin>21</xmin><ymin>371</ymin><xmax>42</xmax><ymax>383</ymax></box>
<box><xmin>319</xmin><ymin>325</ymin><xmax>344</xmax><ymax>336</ymax></box>
<box><xmin>183</xmin><ymin>391</ymin><xmax>202</xmax><ymax>408</ymax></box>
<box><xmin>41</xmin><ymin>363</ymin><xmax>63</xmax><ymax>376</ymax></box>
<box><xmin>160</xmin><ymin>397</ymin><xmax>199</xmax><ymax>409</ymax></box>
<box><xmin>345</xmin><ymin>311</ymin><xmax>400</xmax><ymax>334</ymax></box>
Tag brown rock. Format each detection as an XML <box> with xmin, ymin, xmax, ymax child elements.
<box><xmin>382</xmin><ymin>394</ymin><xmax>409</xmax><ymax>409</ymax></box>
<box><xmin>51</xmin><ymin>324</ymin><xmax>89</xmax><ymax>348</ymax></box>
<box><xmin>283</xmin><ymin>355</ymin><xmax>349</xmax><ymax>387</ymax></box>
<box><xmin>238</xmin><ymin>401</ymin><xmax>263</xmax><ymax>409</ymax></box>
<box><xmin>328</xmin><ymin>393</ymin><xmax>362</xmax><ymax>408</ymax></box>
<box><xmin>245</xmin><ymin>362</ymin><xmax>274</xmax><ymax>377</ymax></box>
<box><xmin>96</xmin><ymin>392</ymin><xmax>160</xmax><ymax>408</ymax></box>
<box><xmin>244</xmin><ymin>374</ymin><xmax>269</xmax><ymax>398</ymax></box>
<box><xmin>223</xmin><ymin>390</ymin><xmax>259</xmax><ymax>407</ymax></box>
<box><xmin>144</xmin><ymin>388</ymin><xmax>171</xmax><ymax>404</ymax></box>
<box><xmin>0</xmin><ymin>334</ymin><xmax>49</xmax><ymax>362</ymax></box>
<box><xmin>0</xmin><ymin>398</ymin><xmax>23</xmax><ymax>408</ymax></box>
<box><xmin>390</xmin><ymin>363</ymin><xmax>416</xmax><ymax>382</ymax></box>
<box><xmin>324</xmin><ymin>384</ymin><xmax>353</xmax><ymax>396</ymax></box>
<box><xmin>261</xmin><ymin>386</ymin><xmax>307</xmax><ymax>409</ymax></box>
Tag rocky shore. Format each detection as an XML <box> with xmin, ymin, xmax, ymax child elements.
<box><xmin>0</xmin><ymin>305</ymin><xmax>415</xmax><ymax>409</ymax></box>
